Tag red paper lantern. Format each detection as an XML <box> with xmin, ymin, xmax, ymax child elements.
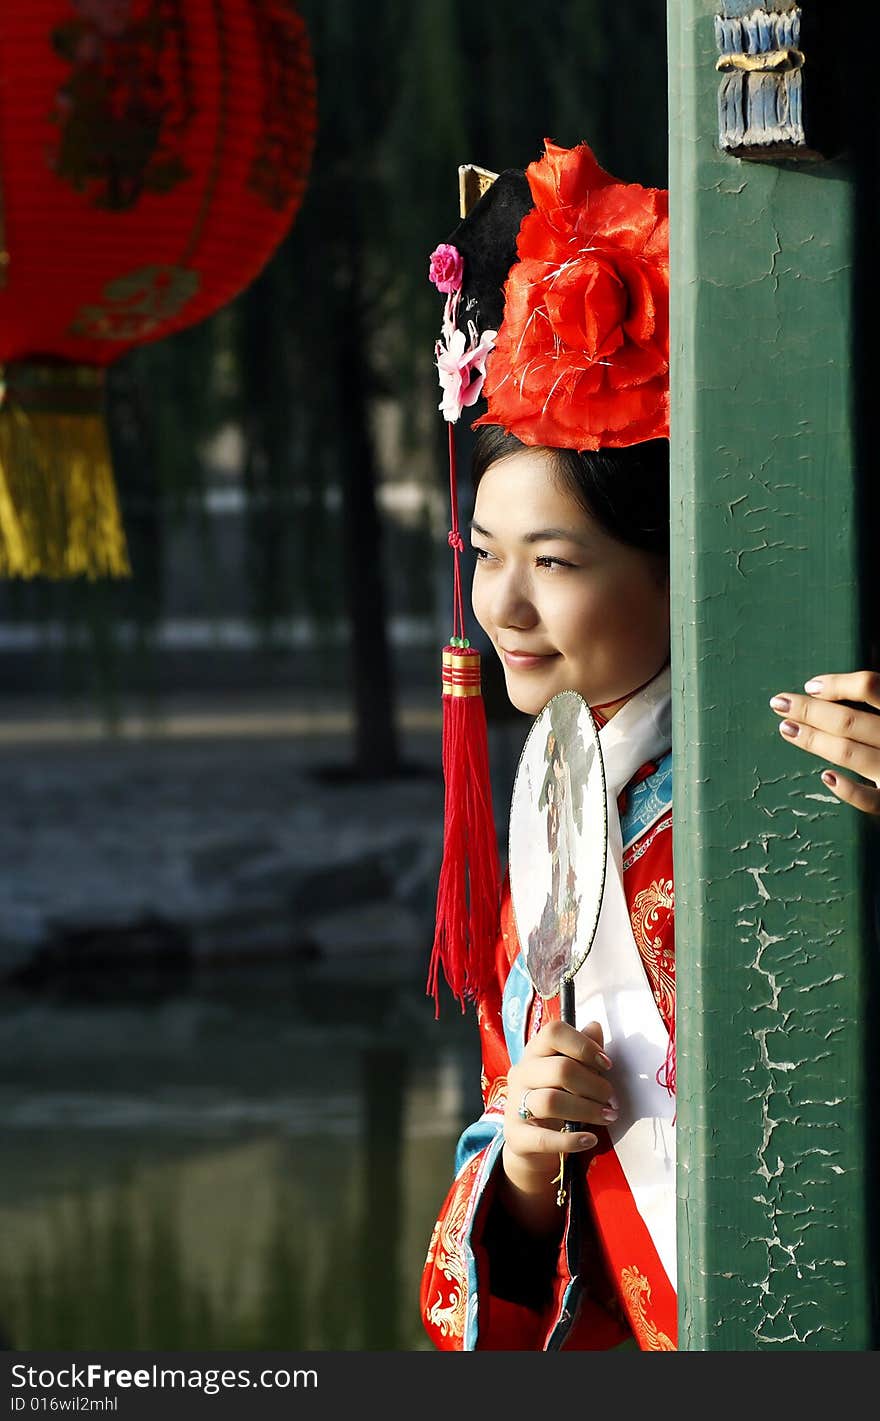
<box><xmin>0</xmin><ymin>0</ymin><xmax>317</xmax><ymax>577</ymax></box>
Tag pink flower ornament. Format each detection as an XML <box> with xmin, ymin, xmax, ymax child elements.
<box><xmin>429</xmin><ymin>243</ymin><xmax>495</xmax><ymax>421</ymax></box>
<box><xmin>435</xmin><ymin>320</ymin><xmax>497</xmax><ymax>424</ymax></box>
<box><xmin>428</xmin><ymin>243</ymin><xmax>464</xmax><ymax>294</ymax></box>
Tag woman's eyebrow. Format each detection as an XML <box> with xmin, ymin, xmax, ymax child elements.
<box><xmin>470</xmin><ymin>518</ymin><xmax>589</xmax><ymax>547</ymax></box>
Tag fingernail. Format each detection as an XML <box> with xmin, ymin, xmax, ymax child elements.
<box><xmin>596</xmin><ymin>1051</ymin><xmax>613</xmax><ymax>1070</ymax></box>
<box><xmin>804</xmin><ymin>679</ymin><xmax>824</xmax><ymax>694</ymax></box>
<box><xmin>601</xmin><ymin>1106</ymin><xmax>618</xmax><ymax>1122</ymax></box>
<box><xmin>577</xmin><ymin>1134</ymin><xmax>597</xmax><ymax>1149</ymax></box>
<box><xmin>821</xmin><ymin>770</ymin><xmax>837</xmax><ymax>788</ymax></box>
<box><xmin>769</xmin><ymin>694</ymin><xmax>791</xmax><ymax>712</ymax></box>
<box><xmin>779</xmin><ymin>720</ymin><xmax>799</xmax><ymax>738</ymax></box>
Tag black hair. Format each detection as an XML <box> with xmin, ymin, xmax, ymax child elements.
<box><xmin>471</xmin><ymin>425</ymin><xmax>669</xmax><ymax>562</ymax></box>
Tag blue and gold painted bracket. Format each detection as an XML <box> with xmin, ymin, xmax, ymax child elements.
<box><xmin>714</xmin><ymin>3</ymin><xmax>823</xmax><ymax>160</ymax></box>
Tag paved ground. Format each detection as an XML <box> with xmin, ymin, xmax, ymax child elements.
<box><xmin>0</xmin><ymin>689</ymin><xmax>526</xmax><ymax>987</ymax></box>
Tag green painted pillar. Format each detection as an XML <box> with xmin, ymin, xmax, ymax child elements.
<box><xmin>668</xmin><ymin>2</ymin><xmax>876</xmax><ymax>1348</ymax></box>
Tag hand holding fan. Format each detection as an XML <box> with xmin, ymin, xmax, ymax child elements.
<box><xmin>508</xmin><ymin>691</ymin><xmax>608</xmax><ymax>1205</ymax></box>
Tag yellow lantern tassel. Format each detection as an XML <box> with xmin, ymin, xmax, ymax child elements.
<box><xmin>0</xmin><ymin>363</ymin><xmax>130</xmax><ymax>580</ymax></box>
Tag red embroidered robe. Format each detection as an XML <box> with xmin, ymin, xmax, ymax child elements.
<box><xmin>420</xmin><ymin>751</ymin><xmax>674</xmax><ymax>1351</ymax></box>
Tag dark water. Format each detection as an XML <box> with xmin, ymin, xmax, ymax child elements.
<box><xmin>0</xmin><ymin>962</ymin><xmax>481</xmax><ymax>1352</ymax></box>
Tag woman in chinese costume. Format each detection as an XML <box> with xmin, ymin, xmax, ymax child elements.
<box><xmin>420</xmin><ymin>139</ymin><xmax>676</xmax><ymax>1351</ymax></box>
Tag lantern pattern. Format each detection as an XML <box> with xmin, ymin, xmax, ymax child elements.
<box><xmin>0</xmin><ymin>0</ymin><xmax>317</xmax><ymax>577</ymax></box>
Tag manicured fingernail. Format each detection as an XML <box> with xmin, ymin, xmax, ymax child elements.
<box><xmin>804</xmin><ymin>679</ymin><xmax>824</xmax><ymax>693</ymax></box>
<box><xmin>769</xmin><ymin>694</ymin><xmax>791</xmax><ymax>712</ymax></box>
<box><xmin>577</xmin><ymin>1134</ymin><xmax>597</xmax><ymax>1149</ymax></box>
<box><xmin>779</xmin><ymin>720</ymin><xmax>798</xmax><ymax>738</ymax></box>
<box><xmin>596</xmin><ymin>1051</ymin><xmax>613</xmax><ymax>1070</ymax></box>
<box><xmin>601</xmin><ymin>1106</ymin><xmax>618</xmax><ymax>1122</ymax></box>
<box><xmin>821</xmin><ymin>770</ymin><xmax>837</xmax><ymax>788</ymax></box>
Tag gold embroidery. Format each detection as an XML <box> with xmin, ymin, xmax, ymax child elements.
<box><xmin>424</xmin><ymin>1174</ymin><xmax>474</xmax><ymax>1341</ymax></box>
<box><xmin>425</xmin><ymin>1217</ymin><xmax>441</xmax><ymax>1268</ymax></box>
<box><xmin>484</xmin><ymin>1075</ymin><xmax>507</xmax><ymax>1114</ymax></box>
<box><xmin>631</xmin><ymin>878</ymin><xmax>674</xmax><ymax>1021</ymax></box>
<box><xmin>620</xmin><ymin>1265</ymin><xmax>675</xmax><ymax>1351</ymax></box>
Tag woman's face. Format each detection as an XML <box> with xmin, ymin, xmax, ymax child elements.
<box><xmin>470</xmin><ymin>448</ymin><xmax>670</xmax><ymax>718</ymax></box>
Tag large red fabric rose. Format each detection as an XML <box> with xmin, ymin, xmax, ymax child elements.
<box><xmin>475</xmin><ymin>139</ymin><xmax>669</xmax><ymax>450</ymax></box>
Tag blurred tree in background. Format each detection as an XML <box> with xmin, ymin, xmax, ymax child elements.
<box><xmin>0</xmin><ymin>0</ymin><xmax>667</xmax><ymax>771</ymax></box>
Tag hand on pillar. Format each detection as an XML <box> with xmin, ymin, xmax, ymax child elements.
<box><xmin>769</xmin><ymin>671</ymin><xmax>880</xmax><ymax>816</ymax></box>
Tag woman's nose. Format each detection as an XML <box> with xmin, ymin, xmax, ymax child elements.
<box><xmin>492</xmin><ymin>569</ymin><xmax>538</xmax><ymax>630</ymax></box>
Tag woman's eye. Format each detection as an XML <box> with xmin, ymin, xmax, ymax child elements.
<box><xmin>535</xmin><ymin>555</ymin><xmax>573</xmax><ymax>569</ymax></box>
<box><xmin>472</xmin><ymin>546</ymin><xmax>491</xmax><ymax>561</ymax></box>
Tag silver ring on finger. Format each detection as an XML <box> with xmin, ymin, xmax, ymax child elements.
<box><xmin>518</xmin><ymin>1088</ymin><xmax>535</xmax><ymax>1122</ymax></box>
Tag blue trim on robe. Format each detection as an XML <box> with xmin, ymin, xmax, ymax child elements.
<box><xmin>451</xmin><ymin>953</ymin><xmax>534</xmax><ymax>1348</ymax></box>
<box><xmin>452</xmin><ymin>956</ymin><xmax>533</xmax><ymax>1178</ymax></box>
<box><xmin>621</xmin><ymin>749</ymin><xmax>672</xmax><ymax>852</ymax></box>
<box><xmin>461</xmin><ymin>1130</ymin><xmax>505</xmax><ymax>1349</ymax></box>
<box><xmin>501</xmin><ymin>951</ymin><xmax>533</xmax><ymax>1067</ymax></box>
<box><xmin>452</xmin><ymin>954</ymin><xmax>534</xmax><ymax>1176</ymax></box>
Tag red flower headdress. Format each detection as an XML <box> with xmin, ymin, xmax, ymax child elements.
<box><xmin>425</xmin><ymin>140</ymin><xmax>670</xmax><ymax>1015</ymax></box>
<box><xmin>477</xmin><ymin>139</ymin><xmax>669</xmax><ymax>449</ymax></box>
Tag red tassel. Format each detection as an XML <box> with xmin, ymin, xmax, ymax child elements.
<box><xmin>657</xmin><ymin>1025</ymin><xmax>676</xmax><ymax>1097</ymax></box>
<box><xmin>654</xmin><ymin>939</ymin><xmax>675</xmax><ymax>1103</ymax></box>
<box><xmin>427</xmin><ymin>644</ymin><xmax>501</xmax><ymax>1014</ymax></box>
<box><xmin>656</xmin><ymin>1011</ymin><xmax>675</xmax><ymax>1127</ymax></box>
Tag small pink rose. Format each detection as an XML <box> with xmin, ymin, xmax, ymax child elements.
<box><xmin>428</xmin><ymin>243</ymin><xmax>464</xmax><ymax>294</ymax></box>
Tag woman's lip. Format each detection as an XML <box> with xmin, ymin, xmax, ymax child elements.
<box><xmin>502</xmin><ymin>649</ymin><xmax>559</xmax><ymax>670</ymax></box>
